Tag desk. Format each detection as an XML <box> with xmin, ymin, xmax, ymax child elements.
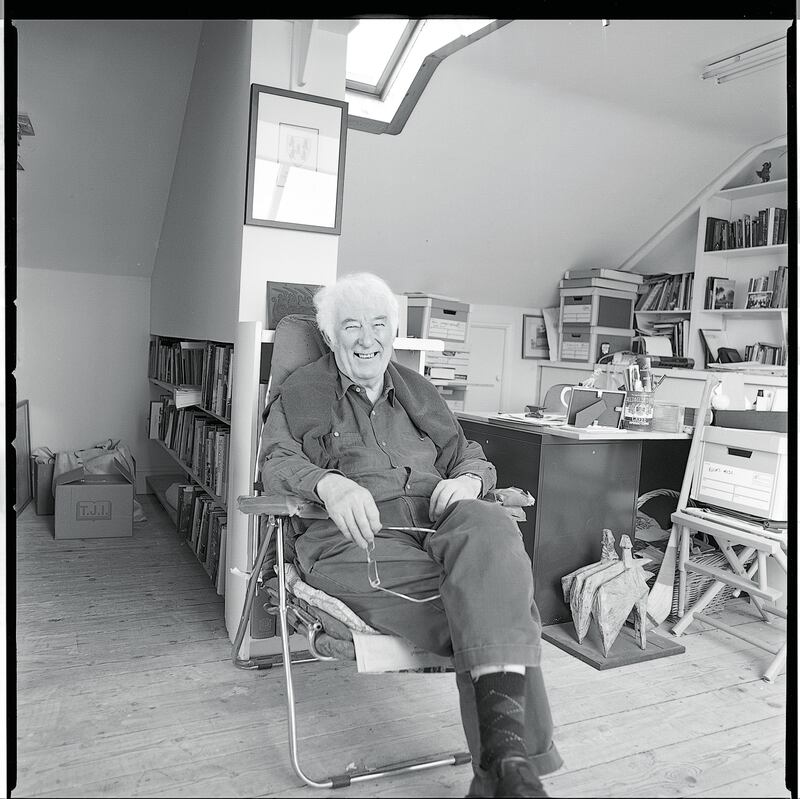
<box><xmin>456</xmin><ymin>412</ymin><xmax>690</xmax><ymax>626</ymax></box>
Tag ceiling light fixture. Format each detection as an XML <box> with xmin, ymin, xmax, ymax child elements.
<box><xmin>701</xmin><ymin>36</ymin><xmax>786</xmax><ymax>84</ymax></box>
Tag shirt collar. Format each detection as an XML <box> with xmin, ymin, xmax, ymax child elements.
<box><xmin>335</xmin><ymin>369</ymin><xmax>395</xmax><ymax>405</ymax></box>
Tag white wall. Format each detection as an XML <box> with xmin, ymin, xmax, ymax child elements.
<box><xmin>16</xmin><ymin>268</ymin><xmax>160</xmax><ymax>491</ymax></box>
<box><xmin>469</xmin><ymin>303</ymin><xmax>547</xmax><ymax>412</ymax></box>
<box><xmin>150</xmin><ymin>20</ymin><xmax>252</xmax><ymax>343</ymax></box>
<box><xmin>237</xmin><ymin>21</ymin><xmax>347</xmax><ymax>324</ymax></box>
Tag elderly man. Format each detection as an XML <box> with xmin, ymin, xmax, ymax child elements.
<box><xmin>259</xmin><ymin>273</ymin><xmax>561</xmax><ymax>798</ymax></box>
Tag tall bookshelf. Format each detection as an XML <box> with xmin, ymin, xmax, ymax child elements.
<box><xmin>147</xmin><ymin>334</ymin><xmax>234</xmax><ymax>593</ymax></box>
<box><xmin>690</xmin><ymin>174</ymin><xmax>788</xmax><ymax>368</ymax></box>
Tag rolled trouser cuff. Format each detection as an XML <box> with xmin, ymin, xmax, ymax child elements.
<box><xmin>453</xmin><ymin>643</ymin><xmax>541</xmax><ymax>673</ymax></box>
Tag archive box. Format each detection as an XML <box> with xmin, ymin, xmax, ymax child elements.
<box><xmin>559</xmin><ymin>286</ymin><xmax>637</xmax><ymax>329</ymax></box>
<box><xmin>406</xmin><ymin>295</ymin><xmax>470</xmax><ymax>343</ymax></box>
<box><xmin>54</xmin><ymin>460</ymin><xmax>134</xmax><ymax>539</ymax></box>
<box><xmin>559</xmin><ymin>325</ymin><xmax>634</xmax><ymax>364</ymax></box>
<box><xmin>691</xmin><ymin>426</ymin><xmax>787</xmax><ymax>521</ymax></box>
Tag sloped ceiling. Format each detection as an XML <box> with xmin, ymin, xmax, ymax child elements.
<box><xmin>14</xmin><ymin>18</ymin><xmax>791</xmax><ymax>308</ymax></box>
<box><xmin>338</xmin><ymin>18</ymin><xmax>790</xmax><ymax>307</ymax></box>
<box><xmin>15</xmin><ymin>19</ymin><xmax>202</xmax><ymax>277</ymax></box>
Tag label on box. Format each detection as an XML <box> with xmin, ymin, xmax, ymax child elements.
<box><xmin>698</xmin><ymin>461</ymin><xmax>773</xmax><ymax>514</ymax></box>
<box><xmin>76</xmin><ymin>500</ymin><xmax>113</xmax><ymax>520</ymax></box>
<box><xmin>429</xmin><ymin>318</ymin><xmax>467</xmax><ymax>340</ymax></box>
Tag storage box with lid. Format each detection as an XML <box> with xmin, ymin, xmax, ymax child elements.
<box><xmin>559</xmin><ymin>286</ymin><xmax>637</xmax><ymax>329</ymax></box>
<box><xmin>559</xmin><ymin>325</ymin><xmax>634</xmax><ymax>363</ymax></box>
<box><xmin>691</xmin><ymin>426</ymin><xmax>787</xmax><ymax>521</ymax></box>
<box><xmin>406</xmin><ymin>294</ymin><xmax>470</xmax><ymax>343</ymax></box>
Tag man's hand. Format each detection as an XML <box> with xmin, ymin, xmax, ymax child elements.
<box><xmin>316</xmin><ymin>473</ymin><xmax>382</xmax><ymax>550</ymax></box>
<box><xmin>429</xmin><ymin>474</ymin><xmax>482</xmax><ymax>522</ymax></box>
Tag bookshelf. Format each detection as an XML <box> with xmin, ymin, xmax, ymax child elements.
<box><xmin>148</xmin><ymin>334</ymin><xmax>233</xmax><ymax>592</ymax></box>
<box><xmin>690</xmin><ymin>171</ymin><xmax>788</xmax><ymax>367</ymax></box>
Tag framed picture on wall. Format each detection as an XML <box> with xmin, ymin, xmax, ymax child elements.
<box><xmin>266</xmin><ymin>281</ymin><xmax>323</xmax><ymax>329</ymax></box>
<box><xmin>522</xmin><ymin>313</ymin><xmax>550</xmax><ymax>359</ymax></box>
<box><xmin>245</xmin><ymin>84</ymin><xmax>348</xmax><ymax>234</ymax></box>
<box><xmin>15</xmin><ymin>400</ymin><xmax>32</xmax><ymax>515</ymax></box>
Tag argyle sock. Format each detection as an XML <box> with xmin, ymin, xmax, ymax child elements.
<box><xmin>473</xmin><ymin>670</ymin><xmax>528</xmax><ymax>770</ymax></box>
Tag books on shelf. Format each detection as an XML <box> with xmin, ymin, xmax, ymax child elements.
<box><xmin>704</xmin><ymin>207</ymin><xmax>787</xmax><ymax>252</ymax></box>
<box><xmin>562</xmin><ymin>268</ymin><xmax>643</xmax><ymax>285</ymax></box>
<box><xmin>744</xmin><ymin>341</ymin><xmax>786</xmax><ymax>366</ymax></box>
<box><xmin>635</xmin><ymin>272</ymin><xmax>694</xmax><ymax>312</ymax></box>
<box><xmin>153</xmin><ymin>396</ymin><xmax>231</xmax><ymax>502</ymax></box>
<box><xmin>148</xmin><ymin>335</ymin><xmax>205</xmax><ymax>387</ymax></box>
<box><xmin>202</xmin><ymin>342</ymin><xmax>234</xmax><ymax>420</ymax></box>
<box><xmin>635</xmin><ymin>317</ymin><xmax>690</xmax><ymax>357</ymax></box>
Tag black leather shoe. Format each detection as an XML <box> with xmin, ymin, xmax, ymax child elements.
<box><xmin>493</xmin><ymin>756</ymin><xmax>548</xmax><ymax>798</ymax></box>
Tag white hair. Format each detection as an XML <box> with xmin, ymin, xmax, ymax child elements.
<box><xmin>314</xmin><ymin>273</ymin><xmax>400</xmax><ymax>342</ymax></box>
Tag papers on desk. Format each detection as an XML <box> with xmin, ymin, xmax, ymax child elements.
<box><xmin>492</xmin><ymin>413</ymin><xmax>566</xmax><ymax>427</ymax></box>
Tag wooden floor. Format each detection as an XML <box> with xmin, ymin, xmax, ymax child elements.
<box><xmin>12</xmin><ymin>496</ymin><xmax>790</xmax><ymax>798</ymax></box>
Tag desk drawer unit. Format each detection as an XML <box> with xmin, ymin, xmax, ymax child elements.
<box><xmin>559</xmin><ymin>287</ymin><xmax>637</xmax><ymax>329</ymax></box>
<box><xmin>691</xmin><ymin>426</ymin><xmax>787</xmax><ymax>520</ymax></box>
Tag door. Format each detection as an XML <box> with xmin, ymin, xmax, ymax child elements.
<box><xmin>464</xmin><ymin>324</ymin><xmax>507</xmax><ymax>412</ymax></box>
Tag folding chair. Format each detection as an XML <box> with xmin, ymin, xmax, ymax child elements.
<box><xmin>669</xmin><ymin>375</ymin><xmax>788</xmax><ymax>682</ymax></box>
<box><xmin>234</xmin><ymin>314</ymin><xmax>535</xmax><ymax>789</ymax></box>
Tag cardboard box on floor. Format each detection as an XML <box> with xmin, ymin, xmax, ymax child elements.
<box><xmin>32</xmin><ymin>458</ymin><xmax>55</xmax><ymax>515</ymax></box>
<box><xmin>54</xmin><ymin>457</ymin><xmax>135</xmax><ymax>539</ymax></box>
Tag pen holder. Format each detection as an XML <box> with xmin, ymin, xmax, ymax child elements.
<box><xmin>623</xmin><ymin>391</ymin><xmax>655</xmax><ymax>431</ymax></box>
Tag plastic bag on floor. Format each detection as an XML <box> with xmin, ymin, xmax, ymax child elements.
<box><xmin>52</xmin><ymin>439</ymin><xmax>147</xmax><ymax>522</ymax></box>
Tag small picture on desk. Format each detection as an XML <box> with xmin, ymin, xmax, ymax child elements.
<box><xmin>522</xmin><ymin>313</ymin><xmax>549</xmax><ymax>359</ymax></box>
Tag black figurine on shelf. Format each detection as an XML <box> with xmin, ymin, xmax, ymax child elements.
<box><xmin>756</xmin><ymin>161</ymin><xmax>772</xmax><ymax>182</ymax></box>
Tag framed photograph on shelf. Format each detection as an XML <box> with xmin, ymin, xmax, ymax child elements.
<box><xmin>245</xmin><ymin>84</ymin><xmax>348</xmax><ymax>234</ymax></box>
<box><xmin>266</xmin><ymin>281</ymin><xmax>323</xmax><ymax>329</ymax></box>
<box><xmin>15</xmin><ymin>400</ymin><xmax>32</xmax><ymax>515</ymax></box>
<box><xmin>746</xmin><ymin>290</ymin><xmax>773</xmax><ymax>309</ymax></box>
<box><xmin>522</xmin><ymin>313</ymin><xmax>549</xmax><ymax>359</ymax></box>
<box><xmin>710</xmin><ymin>278</ymin><xmax>735</xmax><ymax>310</ymax></box>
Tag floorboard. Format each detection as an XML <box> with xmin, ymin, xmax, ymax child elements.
<box><xmin>11</xmin><ymin>496</ymin><xmax>790</xmax><ymax>798</ymax></box>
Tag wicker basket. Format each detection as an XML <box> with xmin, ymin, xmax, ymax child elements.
<box><xmin>635</xmin><ymin>489</ymin><xmax>753</xmax><ymax>621</ymax></box>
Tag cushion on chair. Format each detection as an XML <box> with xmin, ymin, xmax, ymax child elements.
<box><xmin>264</xmin><ymin>314</ymin><xmax>329</xmax><ymax>418</ymax></box>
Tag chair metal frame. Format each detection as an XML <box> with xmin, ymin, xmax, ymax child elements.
<box><xmin>237</xmin><ymin>495</ymin><xmax>471</xmax><ymax>789</ymax></box>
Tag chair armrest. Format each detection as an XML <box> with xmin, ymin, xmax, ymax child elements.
<box><xmin>237</xmin><ymin>494</ymin><xmax>330</xmax><ymax>519</ymax></box>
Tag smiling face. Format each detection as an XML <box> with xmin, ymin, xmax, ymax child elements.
<box><xmin>326</xmin><ymin>296</ymin><xmax>395</xmax><ymax>390</ymax></box>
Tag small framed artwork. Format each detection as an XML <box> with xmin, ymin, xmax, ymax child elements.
<box><xmin>15</xmin><ymin>400</ymin><xmax>32</xmax><ymax>515</ymax></box>
<box><xmin>266</xmin><ymin>281</ymin><xmax>323</xmax><ymax>329</ymax></box>
<box><xmin>522</xmin><ymin>313</ymin><xmax>550</xmax><ymax>359</ymax></box>
<box><xmin>698</xmin><ymin>328</ymin><xmax>728</xmax><ymax>367</ymax></box>
<box><xmin>245</xmin><ymin>84</ymin><xmax>348</xmax><ymax>234</ymax></box>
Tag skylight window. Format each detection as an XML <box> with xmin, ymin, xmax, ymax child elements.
<box><xmin>345</xmin><ymin>18</ymin><xmax>506</xmax><ymax>134</ymax></box>
<box><xmin>346</xmin><ymin>19</ymin><xmax>417</xmax><ymax>96</ymax></box>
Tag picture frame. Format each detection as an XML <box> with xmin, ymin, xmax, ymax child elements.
<box><xmin>746</xmin><ymin>290</ymin><xmax>772</xmax><ymax>309</ymax></box>
<box><xmin>15</xmin><ymin>400</ymin><xmax>32</xmax><ymax>515</ymax></box>
<box><xmin>698</xmin><ymin>328</ymin><xmax>729</xmax><ymax>367</ymax></box>
<box><xmin>522</xmin><ymin>313</ymin><xmax>550</xmax><ymax>359</ymax></box>
<box><xmin>266</xmin><ymin>281</ymin><xmax>323</xmax><ymax>329</ymax></box>
<box><xmin>245</xmin><ymin>84</ymin><xmax>348</xmax><ymax>234</ymax></box>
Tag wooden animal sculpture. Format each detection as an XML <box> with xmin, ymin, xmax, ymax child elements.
<box><xmin>561</xmin><ymin>529</ymin><xmax>619</xmax><ymax>604</ymax></box>
<box><xmin>591</xmin><ymin>536</ymin><xmax>653</xmax><ymax>656</ymax></box>
<box><xmin>756</xmin><ymin>161</ymin><xmax>772</xmax><ymax>182</ymax></box>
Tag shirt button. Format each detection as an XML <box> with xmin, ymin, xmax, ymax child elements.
<box><xmin>354</xmin><ymin>387</ymin><xmax>361</xmax><ymax>393</ymax></box>
<box><xmin>371</xmin><ymin>410</ymin><xmax>375</xmax><ymax>416</ymax></box>
<box><xmin>381</xmin><ymin>441</ymin><xmax>387</xmax><ymax>446</ymax></box>
<box><xmin>333</xmin><ymin>431</ymin><xmax>339</xmax><ymax>437</ymax></box>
